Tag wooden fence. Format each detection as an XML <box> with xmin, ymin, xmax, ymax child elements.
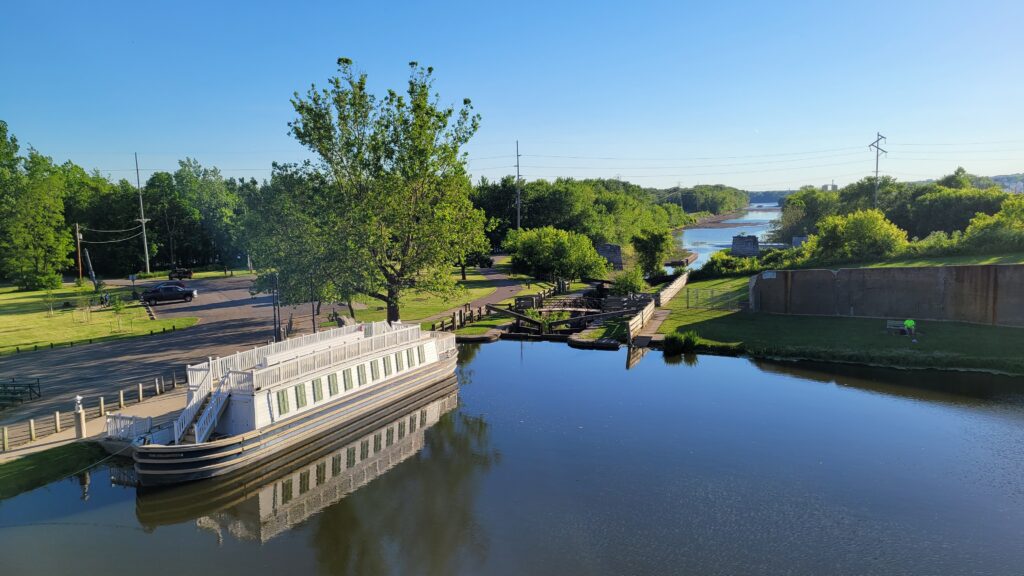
<box><xmin>0</xmin><ymin>369</ymin><xmax>183</xmax><ymax>452</ymax></box>
<box><xmin>430</xmin><ymin>304</ymin><xmax>492</xmax><ymax>332</ymax></box>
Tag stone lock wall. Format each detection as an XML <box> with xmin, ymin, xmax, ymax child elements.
<box><xmin>749</xmin><ymin>264</ymin><xmax>1024</xmax><ymax>327</ymax></box>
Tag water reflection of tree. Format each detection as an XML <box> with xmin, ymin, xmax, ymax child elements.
<box><xmin>456</xmin><ymin>343</ymin><xmax>481</xmax><ymax>388</ymax></box>
<box><xmin>312</xmin><ymin>408</ymin><xmax>497</xmax><ymax>575</ymax></box>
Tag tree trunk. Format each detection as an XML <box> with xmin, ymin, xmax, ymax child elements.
<box><xmin>347</xmin><ymin>299</ymin><xmax>356</xmax><ymax>321</ymax></box>
<box><xmin>386</xmin><ymin>287</ymin><xmax>401</xmax><ymax>323</ymax></box>
<box><xmin>460</xmin><ymin>261</ymin><xmax>467</xmax><ymax>281</ymax></box>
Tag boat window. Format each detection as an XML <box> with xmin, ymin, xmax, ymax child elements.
<box><xmin>276</xmin><ymin>389</ymin><xmax>290</xmax><ymax>415</ymax></box>
<box><xmin>331</xmin><ymin>454</ymin><xmax>342</xmax><ymax>476</ymax></box>
<box><xmin>398</xmin><ymin>421</ymin><xmax>406</xmax><ymax>439</ymax></box>
<box><xmin>316</xmin><ymin>462</ymin><xmax>326</xmax><ymax>485</ymax></box>
<box><xmin>299</xmin><ymin>471</ymin><xmax>310</xmax><ymax>494</ymax></box>
<box><xmin>386</xmin><ymin>427</ymin><xmax>394</xmax><ymax>446</ymax></box>
<box><xmin>373</xmin><ymin>433</ymin><xmax>382</xmax><ymax>453</ymax></box>
<box><xmin>395</xmin><ymin>351</ymin><xmax>404</xmax><ymax>371</ymax></box>
<box><xmin>281</xmin><ymin>479</ymin><xmax>293</xmax><ymax>504</ymax></box>
<box><xmin>328</xmin><ymin>373</ymin><xmax>339</xmax><ymax>396</ymax></box>
<box><xmin>312</xmin><ymin>378</ymin><xmax>323</xmax><ymax>402</ymax></box>
<box><xmin>370</xmin><ymin>359</ymin><xmax>380</xmax><ymax>380</ymax></box>
<box><xmin>356</xmin><ymin>364</ymin><xmax>367</xmax><ymax>386</ymax></box>
<box><xmin>417</xmin><ymin>345</ymin><xmax>425</xmax><ymax>364</ymax></box>
<box><xmin>343</xmin><ymin>368</ymin><xmax>353</xmax><ymax>391</ymax></box>
<box><xmin>420</xmin><ymin>409</ymin><xmax>427</xmax><ymax>427</ymax></box>
<box><xmin>406</xmin><ymin>348</ymin><xmax>416</xmax><ymax>367</ymax></box>
<box><xmin>295</xmin><ymin>384</ymin><xmax>308</xmax><ymax>409</ymax></box>
<box><xmin>346</xmin><ymin>446</ymin><xmax>356</xmax><ymax>468</ymax></box>
<box><xmin>360</xmin><ymin>440</ymin><xmax>369</xmax><ymax>460</ymax></box>
<box><xmin>383</xmin><ymin>356</ymin><xmax>393</xmax><ymax>376</ymax></box>
<box><xmin>409</xmin><ymin>415</ymin><xmax>417</xmax><ymax>432</ymax></box>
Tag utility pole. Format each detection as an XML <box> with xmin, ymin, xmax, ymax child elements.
<box><xmin>869</xmin><ymin>132</ymin><xmax>887</xmax><ymax>208</ymax></box>
<box><xmin>134</xmin><ymin>153</ymin><xmax>151</xmax><ymax>273</ymax></box>
<box><xmin>515</xmin><ymin>140</ymin><xmax>522</xmax><ymax>229</ymax></box>
<box><xmin>75</xmin><ymin>223</ymin><xmax>83</xmax><ymax>282</ymax></box>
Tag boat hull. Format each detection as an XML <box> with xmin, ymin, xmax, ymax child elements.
<box><xmin>134</xmin><ymin>352</ymin><xmax>457</xmax><ymax>486</ymax></box>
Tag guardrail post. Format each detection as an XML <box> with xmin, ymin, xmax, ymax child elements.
<box><xmin>155</xmin><ymin>377</ymin><xmax>161</xmax><ymax>395</ymax></box>
<box><xmin>99</xmin><ymin>396</ymin><xmax>105</xmax><ymax>417</ymax></box>
<box><xmin>119</xmin><ymin>390</ymin><xmax>125</xmax><ymax>409</ymax></box>
<box><xmin>1</xmin><ymin>427</ymin><xmax>7</xmax><ymax>451</ymax></box>
<box><xmin>54</xmin><ymin>411</ymin><xmax>62</xmax><ymax>433</ymax></box>
<box><xmin>138</xmin><ymin>383</ymin><xmax>144</xmax><ymax>403</ymax></box>
<box><xmin>75</xmin><ymin>408</ymin><xmax>88</xmax><ymax>439</ymax></box>
<box><xmin>29</xmin><ymin>419</ymin><xmax>36</xmax><ymax>441</ymax></box>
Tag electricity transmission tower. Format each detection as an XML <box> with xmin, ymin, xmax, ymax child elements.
<box><xmin>869</xmin><ymin>132</ymin><xmax>887</xmax><ymax>208</ymax></box>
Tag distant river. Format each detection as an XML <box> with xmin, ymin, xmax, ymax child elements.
<box><xmin>3</xmin><ymin>342</ymin><xmax>1024</xmax><ymax>575</ymax></box>
<box><xmin>676</xmin><ymin>203</ymin><xmax>780</xmax><ymax>268</ymax></box>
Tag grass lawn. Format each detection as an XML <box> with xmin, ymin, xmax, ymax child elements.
<box><xmin>455</xmin><ymin>315</ymin><xmax>512</xmax><ymax>336</ymax></box>
<box><xmin>854</xmin><ymin>252</ymin><xmax>1024</xmax><ymax>268</ymax></box>
<box><xmin>577</xmin><ymin>317</ymin><xmax>628</xmax><ymax>341</ymax></box>
<box><xmin>135</xmin><ymin>267</ymin><xmax>253</xmax><ymax>280</ymax></box>
<box><xmin>0</xmin><ymin>442</ymin><xmax>110</xmax><ymax>500</ymax></box>
<box><xmin>345</xmin><ymin>268</ymin><xmax>498</xmax><ymax>323</ymax></box>
<box><xmin>659</xmin><ymin>276</ymin><xmax>1024</xmax><ymax>374</ymax></box>
<box><xmin>0</xmin><ymin>284</ymin><xmax>199</xmax><ymax>355</ymax></box>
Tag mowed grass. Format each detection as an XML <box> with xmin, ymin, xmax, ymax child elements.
<box><xmin>855</xmin><ymin>252</ymin><xmax>1024</xmax><ymax>268</ymax></box>
<box><xmin>0</xmin><ymin>284</ymin><xmax>198</xmax><ymax>354</ymax></box>
<box><xmin>455</xmin><ymin>315</ymin><xmax>512</xmax><ymax>336</ymax></box>
<box><xmin>346</xmin><ymin>268</ymin><xmax>498</xmax><ymax>323</ymax></box>
<box><xmin>659</xmin><ymin>276</ymin><xmax>1024</xmax><ymax>374</ymax></box>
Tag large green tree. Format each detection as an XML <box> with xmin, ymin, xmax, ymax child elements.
<box><xmin>288</xmin><ymin>59</ymin><xmax>488</xmax><ymax>321</ymax></box>
<box><xmin>502</xmin><ymin>226</ymin><xmax>607</xmax><ymax>282</ymax></box>
<box><xmin>631</xmin><ymin>228</ymin><xmax>674</xmax><ymax>278</ymax></box>
<box><xmin>0</xmin><ymin>148</ymin><xmax>74</xmax><ymax>289</ymax></box>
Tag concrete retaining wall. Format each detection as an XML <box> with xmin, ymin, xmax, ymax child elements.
<box><xmin>749</xmin><ymin>264</ymin><xmax>1024</xmax><ymax>327</ymax></box>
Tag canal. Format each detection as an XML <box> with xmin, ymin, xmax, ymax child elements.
<box><xmin>676</xmin><ymin>203</ymin><xmax>780</xmax><ymax>268</ymax></box>
<box><xmin>2</xmin><ymin>341</ymin><xmax>1023</xmax><ymax>575</ymax></box>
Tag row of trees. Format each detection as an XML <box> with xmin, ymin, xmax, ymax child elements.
<box><xmin>472</xmin><ymin>176</ymin><xmax>692</xmax><ymax>249</ymax></box>
<box><xmin>649</xmin><ymin>184</ymin><xmax>748</xmax><ymax>215</ymax></box>
<box><xmin>770</xmin><ymin>168</ymin><xmax>1013</xmax><ymax>244</ymax></box>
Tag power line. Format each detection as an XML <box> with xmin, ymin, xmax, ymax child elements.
<box><xmin>869</xmin><ymin>132</ymin><xmax>887</xmax><ymax>208</ymax></box>
<box><xmin>80</xmin><ymin>224</ymin><xmax>143</xmax><ymax>233</ymax></box>
<box><xmin>80</xmin><ymin>231</ymin><xmax>145</xmax><ymax>244</ymax></box>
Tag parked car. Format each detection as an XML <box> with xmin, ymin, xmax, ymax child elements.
<box><xmin>169</xmin><ymin>268</ymin><xmax>193</xmax><ymax>280</ymax></box>
<box><xmin>141</xmin><ymin>285</ymin><xmax>197</xmax><ymax>305</ymax></box>
<box><xmin>152</xmin><ymin>280</ymin><xmax>187</xmax><ymax>290</ymax></box>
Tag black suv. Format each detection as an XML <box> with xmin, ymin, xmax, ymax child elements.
<box><xmin>141</xmin><ymin>285</ymin><xmax>198</xmax><ymax>305</ymax></box>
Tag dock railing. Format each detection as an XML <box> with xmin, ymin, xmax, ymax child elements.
<box><xmin>106</xmin><ymin>414</ymin><xmax>152</xmax><ymax>441</ymax></box>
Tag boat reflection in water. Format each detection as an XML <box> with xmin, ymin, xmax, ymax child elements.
<box><xmin>131</xmin><ymin>377</ymin><xmax>459</xmax><ymax>543</ymax></box>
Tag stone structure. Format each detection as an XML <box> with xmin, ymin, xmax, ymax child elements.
<box><xmin>749</xmin><ymin>264</ymin><xmax>1024</xmax><ymax>327</ymax></box>
<box><xmin>596</xmin><ymin>243</ymin><xmax>624</xmax><ymax>270</ymax></box>
<box><xmin>731</xmin><ymin>235</ymin><xmax>759</xmax><ymax>257</ymax></box>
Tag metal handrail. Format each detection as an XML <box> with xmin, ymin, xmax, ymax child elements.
<box><xmin>173</xmin><ymin>367</ymin><xmax>213</xmax><ymax>444</ymax></box>
<box><xmin>193</xmin><ymin>390</ymin><xmax>229</xmax><ymax>443</ymax></box>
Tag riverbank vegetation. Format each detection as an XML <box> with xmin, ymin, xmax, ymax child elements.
<box><xmin>658</xmin><ymin>277</ymin><xmax>1024</xmax><ymax>374</ymax></box>
<box><xmin>0</xmin><ymin>442</ymin><xmax>109</xmax><ymax>500</ymax></box>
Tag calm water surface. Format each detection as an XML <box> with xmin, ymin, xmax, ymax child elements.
<box><xmin>2</xmin><ymin>341</ymin><xmax>1024</xmax><ymax>575</ymax></box>
<box><xmin>677</xmin><ymin>203</ymin><xmax>779</xmax><ymax>268</ymax></box>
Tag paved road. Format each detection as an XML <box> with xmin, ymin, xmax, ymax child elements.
<box><xmin>0</xmin><ymin>275</ymin><xmax>281</xmax><ymax>426</ymax></box>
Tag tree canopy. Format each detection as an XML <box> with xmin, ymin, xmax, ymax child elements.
<box><xmin>286</xmin><ymin>59</ymin><xmax>489</xmax><ymax>321</ymax></box>
<box><xmin>502</xmin><ymin>226</ymin><xmax>607</xmax><ymax>282</ymax></box>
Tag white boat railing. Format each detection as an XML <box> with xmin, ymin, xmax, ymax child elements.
<box><xmin>193</xmin><ymin>390</ymin><xmax>229</xmax><ymax>444</ymax></box>
<box><xmin>106</xmin><ymin>414</ymin><xmax>153</xmax><ymax>441</ymax></box>
<box><xmin>435</xmin><ymin>332</ymin><xmax>457</xmax><ymax>356</ymax></box>
<box><xmin>247</xmin><ymin>324</ymin><xmax>422</xmax><ymax>391</ymax></box>
<box><xmin>173</xmin><ymin>366</ymin><xmax>213</xmax><ymax>444</ymax></box>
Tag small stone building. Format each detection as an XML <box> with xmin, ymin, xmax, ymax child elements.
<box><xmin>596</xmin><ymin>243</ymin><xmax>624</xmax><ymax>270</ymax></box>
<box><xmin>731</xmin><ymin>235</ymin><xmax>759</xmax><ymax>258</ymax></box>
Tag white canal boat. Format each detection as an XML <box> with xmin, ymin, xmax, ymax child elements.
<box><xmin>106</xmin><ymin>322</ymin><xmax>458</xmax><ymax>486</ymax></box>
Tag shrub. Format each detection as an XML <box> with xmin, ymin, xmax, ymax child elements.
<box><xmin>664</xmin><ymin>330</ymin><xmax>699</xmax><ymax>355</ymax></box>
<box><xmin>610</xmin><ymin>267</ymin><xmax>647</xmax><ymax>296</ymax></box>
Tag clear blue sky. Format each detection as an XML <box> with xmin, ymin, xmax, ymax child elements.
<box><xmin>2</xmin><ymin>0</ymin><xmax>1022</xmax><ymax>190</ymax></box>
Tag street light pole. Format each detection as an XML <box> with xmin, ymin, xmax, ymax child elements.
<box><xmin>134</xmin><ymin>153</ymin><xmax>151</xmax><ymax>273</ymax></box>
